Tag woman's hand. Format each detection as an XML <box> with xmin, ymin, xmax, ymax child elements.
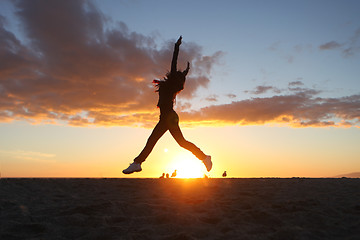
<box><xmin>176</xmin><ymin>36</ymin><xmax>182</xmax><ymax>46</ymax></box>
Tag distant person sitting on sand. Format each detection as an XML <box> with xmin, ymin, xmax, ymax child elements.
<box><xmin>222</xmin><ymin>171</ymin><xmax>227</xmax><ymax>177</ymax></box>
<box><xmin>123</xmin><ymin>36</ymin><xmax>212</xmax><ymax>174</ymax></box>
<box><xmin>171</xmin><ymin>170</ymin><xmax>177</xmax><ymax>178</ymax></box>
<box><xmin>166</xmin><ymin>173</ymin><xmax>170</xmax><ymax>178</ymax></box>
<box><xmin>159</xmin><ymin>173</ymin><xmax>165</xmax><ymax>178</ymax></box>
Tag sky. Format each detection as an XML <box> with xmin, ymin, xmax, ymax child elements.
<box><xmin>0</xmin><ymin>0</ymin><xmax>359</xmax><ymax>178</ymax></box>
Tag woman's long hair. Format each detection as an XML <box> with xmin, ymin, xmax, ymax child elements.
<box><xmin>153</xmin><ymin>71</ymin><xmax>186</xmax><ymax>96</ymax></box>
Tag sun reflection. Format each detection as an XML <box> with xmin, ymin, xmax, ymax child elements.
<box><xmin>167</xmin><ymin>154</ymin><xmax>206</xmax><ymax>178</ymax></box>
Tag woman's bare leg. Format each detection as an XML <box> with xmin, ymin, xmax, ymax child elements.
<box><xmin>134</xmin><ymin>120</ymin><xmax>168</xmax><ymax>163</ymax></box>
<box><xmin>169</xmin><ymin>124</ymin><xmax>206</xmax><ymax>160</ymax></box>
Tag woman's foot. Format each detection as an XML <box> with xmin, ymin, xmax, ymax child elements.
<box><xmin>202</xmin><ymin>155</ymin><xmax>212</xmax><ymax>172</ymax></box>
<box><xmin>122</xmin><ymin>162</ymin><xmax>142</xmax><ymax>174</ymax></box>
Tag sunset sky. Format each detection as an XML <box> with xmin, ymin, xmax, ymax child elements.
<box><xmin>1</xmin><ymin>0</ymin><xmax>359</xmax><ymax>178</ymax></box>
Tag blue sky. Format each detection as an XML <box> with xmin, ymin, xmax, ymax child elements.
<box><xmin>95</xmin><ymin>0</ymin><xmax>360</xmax><ymax>99</ymax></box>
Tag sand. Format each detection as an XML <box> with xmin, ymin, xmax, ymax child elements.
<box><xmin>1</xmin><ymin>178</ymin><xmax>359</xmax><ymax>240</ymax></box>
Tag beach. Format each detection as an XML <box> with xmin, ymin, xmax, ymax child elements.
<box><xmin>1</xmin><ymin>178</ymin><xmax>359</xmax><ymax>239</ymax></box>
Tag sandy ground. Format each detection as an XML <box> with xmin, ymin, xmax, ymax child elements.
<box><xmin>1</xmin><ymin>178</ymin><xmax>360</xmax><ymax>240</ymax></box>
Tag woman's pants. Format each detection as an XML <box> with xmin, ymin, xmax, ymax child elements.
<box><xmin>134</xmin><ymin>111</ymin><xmax>206</xmax><ymax>163</ymax></box>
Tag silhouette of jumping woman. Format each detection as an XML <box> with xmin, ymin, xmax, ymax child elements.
<box><xmin>123</xmin><ymin>36</ymin><xmax>212</xmax><ymax>174</ymax></box>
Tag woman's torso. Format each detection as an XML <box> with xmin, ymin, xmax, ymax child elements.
<box><xmin>157</xmin><ymin>87</ymin><xmax>176</xmax><ymax>115</ymax></box>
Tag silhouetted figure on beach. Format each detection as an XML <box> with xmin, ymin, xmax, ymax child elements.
<box><xmin>159</xmin><ymin>173</ymin><xmax>165</xmax><ymax>178</ymax></box>
<box><xmin>171</xmin><ymin>170</ymin><xmax>177</xmax><ymax>178</ymax></box>
<box><xmin>222</xmin><ymin>171</ymin><xmax>227</xmax><ymax>177</ymax></box>
<box><xmin>123</xmin><ymin>36</ymin><xmax>212</xmax><ymax>174</ymax></box>
<box><xmin>166</xmin><ymin>173</ymin><xmax>170</xmax><ymax>178</ymax></box>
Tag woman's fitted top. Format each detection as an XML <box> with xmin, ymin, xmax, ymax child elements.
<box><xmin>157</xmin><ymin>86</ymin><xmax>176</xmax><ymax>115</ymax></box>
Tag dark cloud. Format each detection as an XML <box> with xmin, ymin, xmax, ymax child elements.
<box><xmin>0</xmin><ymin>15</ymin><xmax>35</xmax><ymax>80</ymax></box>
<box><xmin>319</xmin><ymin>41</ymin><xmax>342</xmax><ymax>50</ymax></box>
<box><xmin>247</xmin><ymin>85</ymin><xmax>281</xmax><ymax>95</ymax></box>
<box><xmin>287</xmin><ymin>81</ymin><xmax>321</xmax><ymax>96</ymax></box>
<box><xmin>205</xmin><ymin>95</ymin><xmax>218</xmax><ymax>102</ymax></box>
<box><xmin>288</xmin><ymin>86</ymin><xmax>321</xmax><ymax>96</ymax></box>
<box><xmin>181</xmin><ymin>91</ymin><xmax>360</xmax><ymax>128</ymax></box>
<box><xmin>343</xmin><ymin>27</ymin><xmax>360</xmax><ymax>57</ymax></box>
<box><xmin>319</xmin><ymin>28</ymin><xmax>360</xmax><ymax>57</ymax></box>
<box><xmin>226</xmin><ymin>93</ymin><xmax>236</xmax><ymax>99</ymax></box>
<box><xmin>289</xmin><ymin>81</ymin><xmax>304</xmax><ymax>86</ymax></box>
<box><xmin>0</xmin><ymin>0</ymin><xmax>222</xmax><ymax>126</ymax></box>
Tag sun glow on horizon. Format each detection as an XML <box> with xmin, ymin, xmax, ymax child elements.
<box><xmin>166</xmin><ymin>154</ymin><xmax>207</xmax><ymax>178</ymax></box>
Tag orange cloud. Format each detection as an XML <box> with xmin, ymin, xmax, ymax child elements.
<box><xmin>0</xmin><ymin>0</ymin><xmax>222</xmax><ymax>126</ymax></box>
<box><xmin>181</xmin><ymin>89</ymin><xmax>360</xmax><ymax>127</ymax></box>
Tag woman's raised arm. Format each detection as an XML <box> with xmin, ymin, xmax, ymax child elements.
<box><xmin>171</xmin><ymin>36</ymin><xmax>182</xmax><ymax>73</ymax></box>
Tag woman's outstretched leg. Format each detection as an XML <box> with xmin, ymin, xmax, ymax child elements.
<box><xmin>169</xmin><ymin>124</ymin><xmax>212</xmax><ymax>171</ymax></box>
<box><xmin>169</xmin><ymin>123</ymin><xmax>212</xmax><ymax>171</ymax></box>
<box><xmin>134</xmin><ymin>120</ymin><xmax>168</xmax><ymax>163</ymax></box>
<box><xmin>123</xmin><ymin>120</ymin><xmax>168</xmax><ymax>174</ymax></box>
<box><xmin>169</xmin><ymin>124</ymin><xmax>206</xmax><ymax>160</ymax></box>
<box><xmin>165</xmin><ymin>111</ymin><xmax>212</xmax><ymax>171</ymax></box>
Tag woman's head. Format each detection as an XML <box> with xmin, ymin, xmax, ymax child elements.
<box><xmin>154</xmin><ymin>62</ymin><xmax>190</xmax><ymax>94</ymax></box>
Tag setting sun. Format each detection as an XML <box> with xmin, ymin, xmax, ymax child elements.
<box><xmin>166</xmin><ymin>153</ymin><xmax>207</xmax><ymax>178</ymax></box>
